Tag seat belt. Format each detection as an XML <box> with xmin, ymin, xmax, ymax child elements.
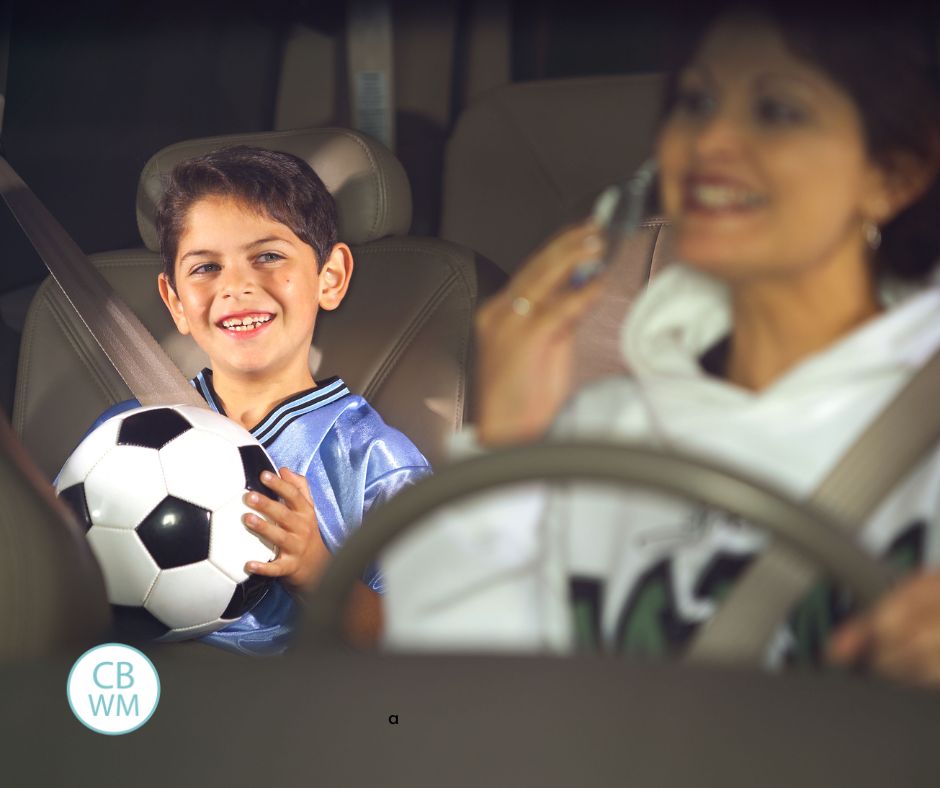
<box><xmin>0</xmin><ymin>157</ymin><xmax>207</xmax><ymax>409</ymax></box>
<box><xmin>688</xmin><ymin>341</ymin><xmax>940</xmax><ymax>664</ymax></box>
<box><xmin>346</xmin><ymin>0</ymin><xmax>395</xmax><ymax>151</ymax></box>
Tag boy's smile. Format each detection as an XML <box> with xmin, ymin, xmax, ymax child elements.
<box><xmin>217</xmin><ymin>311</ymin><xmax>274</xmax><ymax>336</ymax></box>
<box><xmin>158</xmin><ymin>195</ymin><xmax>350</xmax><ymax>396</ymax></box>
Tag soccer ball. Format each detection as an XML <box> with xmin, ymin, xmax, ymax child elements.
<box><xmin>56</xmin><ymin>404</ymin><xmax>279</xmax><ymax>642</ymax></box>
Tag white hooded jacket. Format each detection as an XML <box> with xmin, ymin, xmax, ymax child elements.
<box><xmin>382</xmin><ymin>264</ymin><xmax>940</xmax><ymax>659</ymax></box>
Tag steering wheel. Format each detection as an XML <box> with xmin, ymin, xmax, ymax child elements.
<box><xmin>299</xmin><ymin>441</ymin><xmax>895</xmax><ymax>664</ymax></box>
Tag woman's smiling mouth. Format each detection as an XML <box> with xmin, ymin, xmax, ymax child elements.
<box><xmin>683</xmin><ymin>177</ymin><xmax>768</xmax><ymax>214</ymax></box>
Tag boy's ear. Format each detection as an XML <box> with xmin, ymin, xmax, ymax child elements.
<box><xmin>318</xmin><ymin>243</ymin><xmax>354</xmax><ymax>311</ymax></box>
<box><xmin>157</xmin><ymin>272</ymin><xmax>191</xmax><ymax>335</ymax></box>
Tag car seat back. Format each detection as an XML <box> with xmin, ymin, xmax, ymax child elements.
<box><xmin>441</xmin><ymin>74</ymin><xmax>672</xmax><ymax>386</ymax></box>
<box><xmin>440</xmin><ymin>73</ymin><xmax>665</xmax><ymax>276</ymax></box>
<box><xmin>14</xmin><ymin>127</ymin><xmax>501</xmax><ymax>478</ymax></box>
<box><xmin>571</xmin><ymin>217</ymin><xmax>673</xmax><ymax>387</ymax></box>
<box><xmin>0</xmin><ymin>411</ymin><xmax>109</xmax><ymax>662</ymax></box>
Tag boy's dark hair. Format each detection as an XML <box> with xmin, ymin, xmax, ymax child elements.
<box><xmin>156</xmin><ymin>145</ymin><xmax>339</xmax><ymax>289</ymax></box>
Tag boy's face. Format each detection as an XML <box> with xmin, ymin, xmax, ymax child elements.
<box><xmin>158</xmin><ymin>196</ymin><xmax>350</xmax><ymax>387</ymax></box>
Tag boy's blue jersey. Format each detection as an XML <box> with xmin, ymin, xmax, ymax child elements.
<box><xmin>89</xmin><ymin>369</ymin><xmax>431</xmax><ymax>656</ymax></box>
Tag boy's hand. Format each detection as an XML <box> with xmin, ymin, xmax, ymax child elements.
<box><xmin>242</xmin><ymin>467</ymin><xmax>330</xmax><ymax>592</ymax></box>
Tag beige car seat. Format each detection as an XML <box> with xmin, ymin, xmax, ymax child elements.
<box><xmin>14</xmin><ymin>127</ymin><xmax>503</xmax><ymax>478</ymax></box>
<box><xmin>440</xmin><ymin>74</ymin><xmax>672</xmax><ymax>387</ymax></box>
<box><xmin>0</xmin><ymin>411</ymin><xmax>109</xmax><ymax>663</ymax></box>
<box><xmin>440</xmin><ymin>73</ymin><xmax>666</xmax><ymax>277</ymax></box>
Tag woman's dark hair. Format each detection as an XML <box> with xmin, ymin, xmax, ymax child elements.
<box><xmin>659</xmin><ymin>0</ymin><xmax>940</xmax><ymax>281</ymax></box>
<box><xmin>156</xmin><ymin>145</ymin><xmax>339</xmax><ymax>289</ymax></box>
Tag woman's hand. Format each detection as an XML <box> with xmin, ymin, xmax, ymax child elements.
<box><xmin>827</xmin><ymin>570</ymin><xmax>940</xmax><ymax>687</ymax></box>
<box><xmin>474</xmin><ymin>221</ymin><xmax>607</xmax><ymax>447</ymax></box>
<box><xmin>242</xmin><ymin>467</ymin><xmax>330</xmax><ymax>592</ymax></box>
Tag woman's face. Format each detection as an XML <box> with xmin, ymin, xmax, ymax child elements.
<box><xmin>656</xmin><ymin>15</ymin><xmax>889</xmax><ymax>282</ymax></box>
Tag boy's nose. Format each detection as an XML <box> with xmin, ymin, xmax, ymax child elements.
<box><xmin>220</xmin><ymin>267</ymin><xmax>256</xmax><ymax>296</ymax></box>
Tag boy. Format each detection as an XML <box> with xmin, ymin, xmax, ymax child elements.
<box><xmin>87</xmin><ymin>145</ymin><xmax>431</xmax><ymax>655</ymax></box>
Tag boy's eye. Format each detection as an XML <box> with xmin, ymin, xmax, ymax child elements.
<box><xmin>754</xmin><ymin>96</ymin><xmax>807</xmax><ymax>126</ymax></box>
<box><xmin>257</xmin><ymin>252</ymin><xmax>284</xmax><ymax>264</ymax></box>
<box><xmin>189</xmin><ymin>262</ymin><xmax>220</xmax><ymax>275</ymax></box>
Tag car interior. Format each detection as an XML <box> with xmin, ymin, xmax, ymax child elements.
<box><xmin>14</xmin><ymin>125</ymin><xmax>499</xmax><ymax>477</ymax></box>
<box><xmin>2</xmin><ymin>1</ymin><xmax>940</xmax><ymax>785</ymax></box>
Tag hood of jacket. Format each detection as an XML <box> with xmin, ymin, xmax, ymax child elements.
<box><xmin>585</xmin><ymin>263</ymin><xmax>940</xmax><ymax>497</ymax></box>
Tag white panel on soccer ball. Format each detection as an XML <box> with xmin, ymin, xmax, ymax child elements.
<box><xmin>157</xmin><ymin>619</ymin><xmax>232</xmax><ymax>642</ymax></box>
<box><xmin>160</xmin><ymin>429</ymin><xmax>245</xmax><ymax>510</ymax></box>
<box><xmin>209</xmin><ymin>495</ymin><xmax>278</xmax><ymax>583</ymax></box>
<box><xmin>55</xmin><ymin>416</ymin><xmax>123</xmax><ymax>492</ymax></box>
<box><xmin>146</xmin><ymin>562</ymin><xmax>237</xmax><ymax>629</ymax></box>
<box><xmin>84</xmin><ymin>446</ymin><xmax>167</xmax><ymax>529</ymax></box>
<box><xmin>173</xmin><ymin>405</ymin><xmax>257</xmax><ymax>447</ymax></box>
<box><xmin>86</xmin><ymin>527</ymin><xmax>160</xmax><ymax>606</ymax></box>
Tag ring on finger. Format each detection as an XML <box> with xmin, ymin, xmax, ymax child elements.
<box><xmin>511</xmin><ymin>296</ymin><xmax>533</xmax><ymax>317</ymax></box>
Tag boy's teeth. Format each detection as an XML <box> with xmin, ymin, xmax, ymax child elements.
<box><xmin>221</xmin><ymin>315</ymin><xmax>272</xmax><ymax>330</ymax></box>
<box><xmin>693</xmin><ymin>184</ymin><xmax>764</xmax><ymax>209</ymax></box>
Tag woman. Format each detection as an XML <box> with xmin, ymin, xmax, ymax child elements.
<box><xmin>383</xmin><ymin>2</ymin><xmax>940</xmax><ymax>684</ymax></box>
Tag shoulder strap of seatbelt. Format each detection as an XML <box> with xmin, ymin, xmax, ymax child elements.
<box><xmin>688</xmin><ymin>340</ymin><xmax>940</xmax><ymax>664</ymax></box>
<box><xmin>0</xmin><ymin>157</ymin><xmax>207</xmax><ymax>409</ymax></box>
<box><xmin>346</xmin><ymin>0</ymin><xmax>395</xmax><ymax>151</ymax></box>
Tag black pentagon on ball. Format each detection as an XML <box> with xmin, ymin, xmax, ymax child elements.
<box><xmin>58</xmin><ymin>483</ymin><xmax>93</xmax><ymax>532</ymax></box>
<box><xmin>240</xmin><ymin>445</ymin><xmax>278</xmax><ymax>497</ymax></box>
<box><xmin>111</xmin><ymin>604</ymin><xmax>171</xmax><ymax>642</ymax></box>
<box><xmin>118</xmin><ymin>408</ymin><xmax>192</xmax><ymax>450</ymax></box>
<box><xmin>136</xmin><ymin>495</ymin><xmax>212</xmax><ymax>569</ymax></box>
<box><xmin>221</xmin><ymin>573</ymin><xmax>272</xmax><ymax>620</ymax></box>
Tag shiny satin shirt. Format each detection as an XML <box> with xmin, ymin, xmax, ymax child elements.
<box><xmin>84</xmin><ymin>369</ymin><xmax>431</xmax><ymax>655</ymax></box>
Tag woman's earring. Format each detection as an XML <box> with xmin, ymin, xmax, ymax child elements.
<box><xmin>863</xmin><ymin>219</ymin><xmax>882</xmax><ymax>252</ymax></box>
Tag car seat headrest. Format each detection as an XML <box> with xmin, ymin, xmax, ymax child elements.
<box><xmin>136</xmin><ymin>127</ymin><xmax>413</xmax><ymax>253</ymax></box>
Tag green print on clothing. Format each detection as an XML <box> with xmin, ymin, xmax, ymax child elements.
<box><xmin>570</xmin><ymin>578</ymin><xmax>603</xmax><ymax>652</ymax></box>
<box><xmin>619</xmin><ymin>573</ymin><xmax>671</xmax><ymax>656</ymax></box>
<box><xmin>569</xmin><ymin>521</ymin><xmax>926</xmax><ymax>661</ymax></box>
<box><xmin>787</xmin><ymin>522</ymin><xmax>925</xmax><ymax>665</ymax></box>
<box><xmin>615</xmin><ymin>554</ymin><xmax>750</xmax><ymax>658</ymax></box>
